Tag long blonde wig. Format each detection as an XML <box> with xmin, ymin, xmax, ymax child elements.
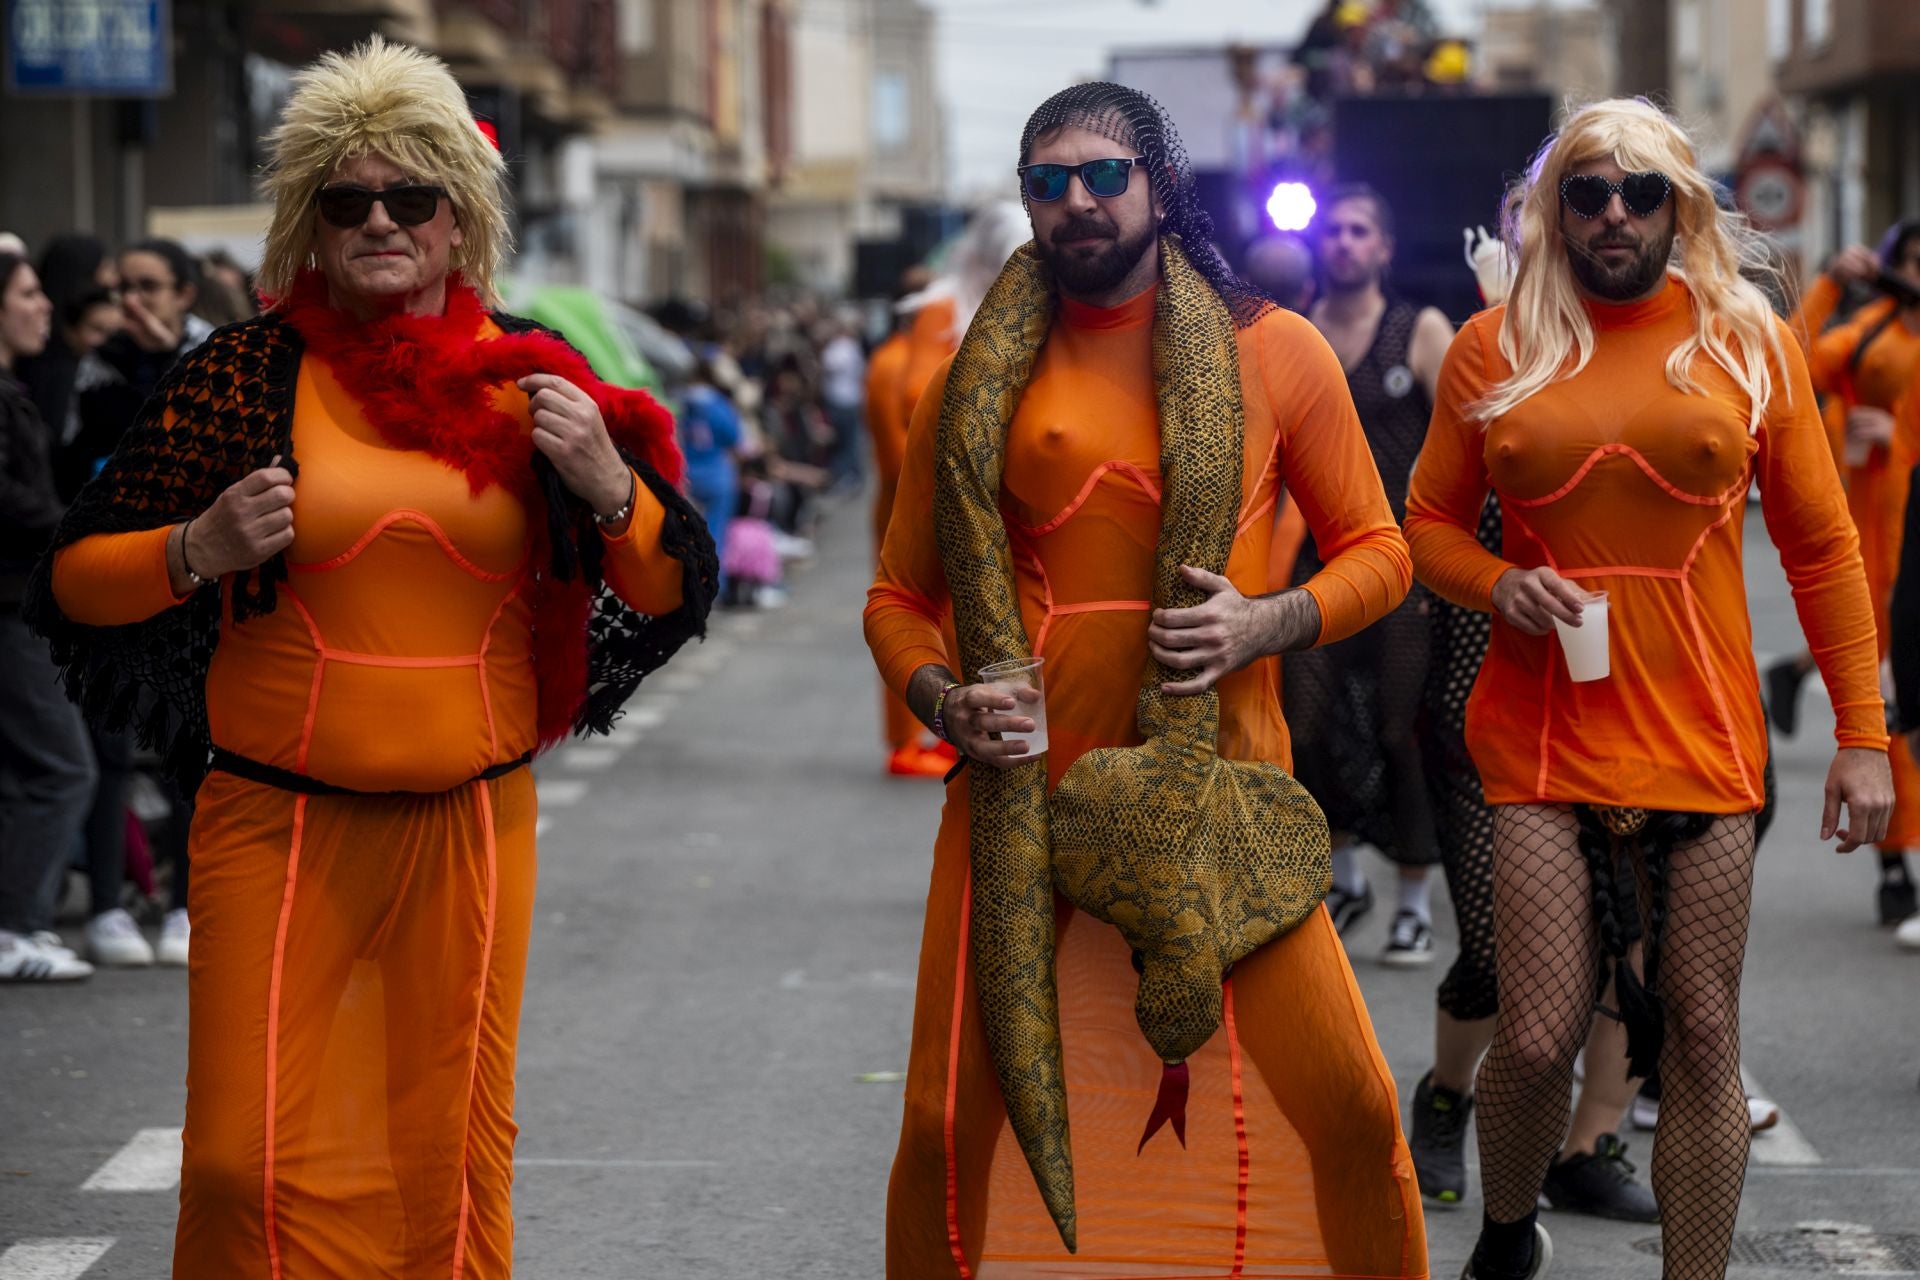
<box><xmin>1479</xmin><ymin>98</ymin><xmax>1785</xmax><ymax>431</ymax></box>
<box><xmin>257</xmin><ymin>36</ymin><xmax>511</xmax><ymax>306</ymax></box>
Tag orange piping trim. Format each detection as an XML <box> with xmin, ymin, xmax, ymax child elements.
<box><xmin>1024</xmin><ymin>546</ymin><xmax>1058</xmax><ymax>659</ymax></box>
<box><xmin>1506</xmin><ymin>442</ymin><xmax>1743</xmax><ymax>509</ymax></box>
<box><xmin>1223</xmin><ymin>976</ymin><xmax>1248</xmax><ymax>1279</ymax></box>
<box><xmin>1555</xmin><ymin>564</ymin><xmax>1686</xmax><ymax>581</ymax></box>
<box><xmin>290</xmin><ymin>509</ymin><xmax>518</xmax><ymax>582</ymax></box>
<box><xmin>450</xmin><ymin>782</ymin><xmax>502</xmax><ymax>1278</ymax></box>
<box><xmin>1503</xmin><ymin>509</ymin><xmax>1563</xmax><ymax>797</ymax></box>
<box><xmin>1235</xmin><ymin>491</ymin><xmax>1278</xmax><ymax>540</ymax></box>
<box><xmin>476</xmin><ymin>576</ymin><xmax>524</xmax><ymax>760</ymax></box>
<box><xmin>284</xmin><ymin>590</ymin><xmax>327</xmax><ymax>774</ymax></box>
<box><xmin>1010</xmin><ymin>459</ymin><xmax>1161</xmax><ymax>537</ymax></box>
<box><xmin>260</xmin><ymin>793</ymin><xmax>308</xmax><ymax>1280</ymax></box>
<box><xmin>1050</xmin><ymin>599</ymin><xmax>1151</xmax><ymax>616</ymax></box>
<box><xmin>1678</xmin><ymin>484</ymin><xmax>1759</xmax><ymax>804</ymax></box>
<box><xmin>944</xmin><ymin>874</ymin><xmax>976</xmax><ymax>1279</ymax></box>
<box><xmin>319</xmin><ymin>651</ymin><xmax>482</xmax><ymax>670</ymax></box>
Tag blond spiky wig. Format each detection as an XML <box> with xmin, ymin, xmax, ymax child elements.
<box><xmin>257</xmin><ymin>35</ymin><xmax>511</xmax><ymax>306</ymax></box>
<box><xmin>1479</xmin><ymin>98</ymin><xmax>1786</xmax><ymax>432</ymax></box>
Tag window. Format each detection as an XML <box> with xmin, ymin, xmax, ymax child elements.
<box><xmin>873</xmin><ymin>70</ymin><xmax>910</xmax><ymax>151</ymax></box>
<box><xmin>1767</xmin><ymin>0</ymin><xmax>1790</xmax><ymax>61</ymax></box>
<box><xmin>1802</xmin><ymin>0</ymin><xmax>1831</xmax><ymax>48</ymax></box>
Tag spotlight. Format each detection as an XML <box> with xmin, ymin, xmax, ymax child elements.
<box><xmin>1266</xmin><ymin>181</ymin><xmax>1317</xmax><ymax>232</ymax></box>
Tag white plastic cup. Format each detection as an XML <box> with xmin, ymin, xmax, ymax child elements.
<box><xmin>979</xmin><ymin>656</ymin><xmax>1048</xmax><ymax>757</ymax></box>
<box><xmin>1552</xmin><ymin>588</ymin><xmax>1610</xmax><ymax>683</ymax></box>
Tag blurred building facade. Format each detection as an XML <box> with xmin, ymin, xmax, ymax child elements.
<box><xmin>765</xmin><ymin>0</ymin><xmax>944</xmax><ymax>295</ymax></box>
<box><xmin>1774</xmin><ymin>0</ymin><xmax>1920</xmax><ymax>262</ymax></box>
<box><xmin>1480</xmin><ymin>1</ymin><xmax>1617</xmax><ymax>103</ymax></box>
<box><xmin>0</xmin><ymin>0</ymin><xmax>941</xmax><ymax>302</ymax></box>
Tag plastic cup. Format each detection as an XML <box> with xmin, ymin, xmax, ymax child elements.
<box><xmin>1552</xmin><ymin>588</ymin><xmax>1610</xmax><ymax>682</ymax></box>
<box><xmin>979</xmin><ymin>656</ymin><xmax>1048</xmax><ymax>757</ymax></box>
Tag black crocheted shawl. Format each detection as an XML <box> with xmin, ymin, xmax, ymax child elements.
<box><xmin>21</xmin><ymin>309</ymin><xmax>718</xmax><ymax>790</ymax></box>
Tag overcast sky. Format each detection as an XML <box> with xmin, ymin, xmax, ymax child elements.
<box><xmin>925</xmin><ymin>0</ymin><xmax>1580</xmax><ymax>199</ymax></box>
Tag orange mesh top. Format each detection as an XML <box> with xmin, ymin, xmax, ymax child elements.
<box><xmin>865</xmin><ymin>330</ymin><xmax>913</xmax><ymax>482</ymax></box>
<box><xmin>52</xmin><ymin>322</ymin><xmax>683</xmax><ymax>794</ymax></box>
<box><xmin>865</xmin><ymin>284</ymin><xmax>1411</xmax><ymax>778</ymax></box>
<box><xmin>1404</xmin><ymin>278</ymin><xmax>1887</xmax><ymax>813</ymax></box>
<box><xmin>1793</xmin><ymin>275</ymin><xmax>1920</xmax><ymax>413</ymax></box>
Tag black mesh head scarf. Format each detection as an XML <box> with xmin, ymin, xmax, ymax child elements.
<box><xmin>1018</xmin><ymin>81</ymin><xmax>1275</xmax><ymax>330</ymax></box>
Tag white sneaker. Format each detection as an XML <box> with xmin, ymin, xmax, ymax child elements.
<box><xmin>0</xmin><ymin>930</ymin><xmax>95</xmax><ymax>981</ymax></box>
<box><xmin>1629</xmin><ymin>1093</ymin><xmax>1660</xmax><ymax>1131</ymax></box>
<box><xmin>157</xmin><ymin>909</ymin><xmax>190</xmax><ymax>968</ymax></box>
<box><xmin>1897</xmin><ymin>913</ymin><xmax>1920</xmax><ymax>950</ymax></box>
<box><xmin>29</xmin><ymin>930</ymin><xmax>80</xmax><ymax>962</ymax></box>
<box><xmin>85</xmin><ymin>908</ymin><xmax>155</xmax><ymax>967</ymax></box>
<box><xmin>1747</xmin><ymin>1094</ymin><xmax>1781</xmax><ymax>1132</ymax></box>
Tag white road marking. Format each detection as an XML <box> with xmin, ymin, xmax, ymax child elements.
<box><xmin>659</xmin><ymin>671</ymin><xmax>705</xmax><ymax>693</ymax></box>
<box><xmin>0</xmin><ymin>1240</ymin><xmax>114</xmax><ymax>1280</ymax></box>
<box><xmin>1743</xmin><ymin>1068</ymin><xmax>1822</xmax><ymax>1166</ymax></box>
<box><xmin>535</xmin><ymin>816</ymin><xmax>554</xmax><ymax>837</ymax></box>
<box><xmin>80</xmin><ymin>1127</ymin><xmax>181</xmax><ymax>1191</ymax></box>
<box><xmin>559</xmin><ymin>746</ymin><xmax>621</xmax><ymax>772</ymax></box>
<box><xmin>1748</xmin><ymin>1166</ymin><xmax>1920</xmax><ymax>1178</ymax></box>
<box><xmin>622</xmin><ymin>706</ymin><xmax>667</xmax><ymax>731</ymax></box>
<box><xmin>537</xmin><ymin>779</ymin><xmax>590</xmax><ymax>807</ymax></box>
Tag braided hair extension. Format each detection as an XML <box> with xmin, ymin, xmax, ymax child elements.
<box><xmin>1017</xmin><ymin>82</ymin><xmax>1277</xmax><ymax>331</ymax></box>
<box><xmin>1573</xmin><ymin>805</ymin><xmax>1714</xmax><ymax>1078</ymax></box>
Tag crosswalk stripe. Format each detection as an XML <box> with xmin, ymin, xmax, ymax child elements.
<box><xmin>537</xmin><ymin>779</ymin><xmax>590</xmax><ymax>807</ymax></box>
<box><xmin>80</xmin><ymin>1127</ymin><xmax>181</xmax><ymax>1191</ymax></box>
<box><xmin>1742</xmin><ymin>1068</ymin><xmax>1822</xmax><ymax>1166</ymax></box>
<box><xmin>0</xmin><ymin>1240</ymin><xmax>114</xmax><ymax>1280</ymax></box>
<box><xmin>559</xmin><ymin>746</ymin><xmax>621</xmax><ymax>772</ymax></box>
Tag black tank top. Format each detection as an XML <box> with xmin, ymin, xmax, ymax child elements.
<box><xmin>1345</xmin><ymin>299</ymin><xmax>1430</xmax><ymax>521</ymax></box>
<box><xmin>1290</xmin><ymin>298</ymin><xmax>1434</xmax><ymax>586</ymax></box>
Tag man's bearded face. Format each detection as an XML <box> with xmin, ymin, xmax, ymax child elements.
<box><xmin>1558</xmin><ymin>157</ymin><xmax>1678</xmax><ymax>303</ymax></box>
<box><xmin>1025</xmin><ymin>124</ymin><xmax>1162</xmax><ymax>299</ymax></box>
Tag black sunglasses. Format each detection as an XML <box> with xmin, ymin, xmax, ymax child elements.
<box><xmin>1017</xmin><ymin>156</ymin><xmax>1148</xmax><ymax>203</ymax></box>
<box><xmin>314</xmin><ymin>183</ymin><xmax>449</xmax><ymax>228</ymax></box>
<box><xmin>1560</xmin><ymin>171</ymin><xmax>1672</xmax><ymax>220</ymax></box>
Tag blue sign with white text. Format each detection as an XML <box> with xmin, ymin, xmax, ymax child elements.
<box><xmin>6</xmin><ymin>0</ymin><xmax>172</xmax><ymax>96</ymax></box>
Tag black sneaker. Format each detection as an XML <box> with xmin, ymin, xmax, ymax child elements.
<box><xmin>1878</xmin><ymin>876</ymin><xmax>1917</xmax><ymax>926</ymax></box>
<box><xmin>1408</xmin><ymin>1071</ymin><xmax>1472</xmax><ymax>1206</ymax></box>
<box><xmin>1461</xmin><ymin>1223</ymin><xmax>1553</xmax><ymax>1280</ymax></box>
<box><xmin>1539</xmin><ymin>1134</ymin><xmax>1658</xmax><ymax>1223</ymax></box>
<box><xmin>1381</xmin><ymin>911</ymin><xmax>1435</xmax><ymax>967</ymax></box>
<box><xmin>1764</xmin><ymin>658</ymin><xmax>1808</xmax><ymax>737</ymax></box>
<box><xmin>1325</xmin><ymin>880</ymin><xmax>1373</xmax><ymax>935</ymax></box>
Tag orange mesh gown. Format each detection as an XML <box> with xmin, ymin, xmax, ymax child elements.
<box><xmin>1791</xmin><ymin>275</ymin><xmax>1920</xmax><ymax>846</ymax></box>
<box><xmin>1404</xmin><ymin>280</ymin><xmax>1886</xmax><ymax>812</ymax></box>
<box><xmin>866</xmin><ymin>286</ymin><xmax>1427</xmax><ymax>1279</ymax></box>
<box><xmin>52</xmin><ymin>328</ymin><xmax>684</xmax><ymax>1278</ymax></box>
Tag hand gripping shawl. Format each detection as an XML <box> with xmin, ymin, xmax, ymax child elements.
<box><xmin>933</xmin><ymin>238</ymin><xmax>1332</xmax><ymax>1252</ymax></box>
<box><xmin>22</xmin><ymin>284</ymin><xmax>718</xmax><ymax>790</ymax></box>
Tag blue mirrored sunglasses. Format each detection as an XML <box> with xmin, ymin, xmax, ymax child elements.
<box><xmin>1017</xmin><ymin>156</ymin><xmax>1148</xmax><ymax>203</ymax></box>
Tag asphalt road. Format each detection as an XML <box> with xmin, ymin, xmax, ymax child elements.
<box><xmin>3</xmin><ymin>498</ymin><xmax>1916</xmax><ymax>1278</ymax></box>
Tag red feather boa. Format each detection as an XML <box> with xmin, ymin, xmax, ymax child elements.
<box><xmin>278</xmin><ymin>272</ymin><xmax>685</xmax><ymax>750</ymax></box>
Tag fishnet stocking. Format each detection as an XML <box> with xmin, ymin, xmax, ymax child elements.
<box><xmin>1648</xmin><ymin>812</ymin><xmax>1755</xmax><ymax>1279</ymax></box>
<box><xmin>1423</xmin><ymin>498</ymin><xmax>1503</xmax><ymax>1019</ymax></box>
<box><xmin>1479</xmin><ymin>805</ymin><xmax>1757</xmax><ymax>1278</ymax></box>
<box><xmin>1477</xmin><ymin>805</ymin><xmax>1596</xmax><ymax>1223</ymax></box>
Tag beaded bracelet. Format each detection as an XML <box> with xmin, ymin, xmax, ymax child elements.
<box><xmin>593</xmin><ymin>471</ymin><xmax>638</xmax><ymax>527</ymax></box>
<box><xmin>179</xmin><ymin>519</ymin><xmax>211</xmax><ymax>589</ymax></box>
<box><xmin>930</xmin><ymin>680</ymin><xmax>964</xmax><ymax>745</ymax></box>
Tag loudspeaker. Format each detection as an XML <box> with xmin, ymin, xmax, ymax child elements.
<box><xmin>1331</xmin><ymin>93</ymin><xmax>1554</xmax><ymax>322</ymax></box>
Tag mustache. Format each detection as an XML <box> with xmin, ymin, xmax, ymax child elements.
<box><xmin>1052</xmin><ymin>216</ymin><xmax>1117</xmax><ymax>244</ymax></box>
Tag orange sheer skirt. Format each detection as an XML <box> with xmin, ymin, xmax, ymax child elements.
<box><xmin>887</xmin><ymin>776</ymin><xmax>1427</xmax><ymax>1280</ymax></box>
<box><xmin>175</xmin><ymin>769</ymin><xmax>536</xmax><ymax>1279</ymax></box>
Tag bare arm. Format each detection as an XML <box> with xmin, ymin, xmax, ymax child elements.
<box><xmin>1409</xmin><ymin>305</ymin><xmax>1455</xmax><ymax>405</ymax></box>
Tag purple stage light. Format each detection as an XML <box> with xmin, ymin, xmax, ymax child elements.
<box><xmin>1266</xmin><ymin>181</ymin><xmax>1317</xmax><ymax>232</ymax></box>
